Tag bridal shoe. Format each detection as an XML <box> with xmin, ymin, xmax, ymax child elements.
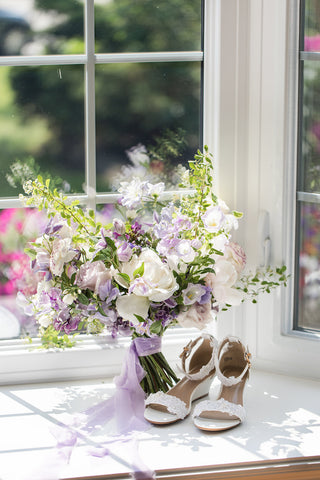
<box><xmin>193</xmin><ymin>336</ymin><xmax>251</xmax><ymax>431</ymax></box>
<box><xmin>144</xmin><ymin>334</ymin><xmax>217</xmax><ymax>425</ymax></box>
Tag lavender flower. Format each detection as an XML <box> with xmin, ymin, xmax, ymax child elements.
<box><xmin>182</xmin><ymin>283</ymin><xmax>210</xmax><ymax>306</ymax></box>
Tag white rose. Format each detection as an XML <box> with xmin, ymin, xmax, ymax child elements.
<box><xmin>177</xmin><ymin>302</ymin><xmax>213</xmax><ymax>330</ymax></box>
<box><xmin>205</xmin><ymin>258</ymin><xmax>245</xmax><ymax>306</ymax></box>
<box><xmin>224</xmin><ymin>242</ymin><xmax>246</xmax><ymax>277</ymax></box>
<box><xmin>116</xmin><ymin>294</ymin><xmax>150</xmax><ymax>324</ymax></box>
<box><xmin>119</xmin><ymin>248</ymin><xmax>178</xmax><ymax>302</ymax></box>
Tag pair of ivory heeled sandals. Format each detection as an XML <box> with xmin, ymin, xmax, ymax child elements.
<box><xmin>144</xmin><ymin>334</ymin><xmax>251</xmax><ymax>431</ymax></box>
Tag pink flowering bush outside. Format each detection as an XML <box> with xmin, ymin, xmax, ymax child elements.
<box><xmin>0</xmin><ymin>209</ymin><xmax>46</xmax><ymax>296</ymax></box>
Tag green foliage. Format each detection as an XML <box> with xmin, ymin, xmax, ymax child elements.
<box><xmin>237</xmin><ymin>266</ymin><xmax>289</xmax><ymax>303</ymax></box>
<box><xmin>40</xmin><ymin>325</ymin><xmax>78</xmax><ymax>349</ymax></box>
<box><xmin>6</xmin><ymin>157</ymin><xmax>66</xmax><ymax>191</ymax></box>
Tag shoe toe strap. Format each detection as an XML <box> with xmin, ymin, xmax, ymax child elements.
<box><xmin>145</xmin><ymin>391</ymin><xmax>189</xmax><ymax>419</ymax></box>
<box><xmin>192</xmin><ymin>398</ymin><xmax>246</xmax><ymax>422</ymax></box>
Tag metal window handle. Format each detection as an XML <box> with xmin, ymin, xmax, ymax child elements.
<box><xmin>258</xmin><ymin>210</ymin><xmax>271</xmax><ymax>267</ymax></box>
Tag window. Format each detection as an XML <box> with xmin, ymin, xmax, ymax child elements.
<box><xmin>0</xmin><ymin>0</ymin><xmax>203</xmax><ymax>337</ymax></box>
<box><xmin>0</xmin><ymin>0</ymin><xmax>319</xmax><ymax>386</ymax></box>
<box><xmin>294</xmin><ymin>0</ymin><xmax>320</xmax><ymax>332</ymax></box>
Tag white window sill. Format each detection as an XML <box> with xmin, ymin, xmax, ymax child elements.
<box><xmin>0</xmin><ymin>369</ymin><xmax>319</xmax><ymax>479</ymax></box>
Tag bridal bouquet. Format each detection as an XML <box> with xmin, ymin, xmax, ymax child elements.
<box><xmin>17</xmin><ymin>147</ymin><xmax>287</xmax><ymax>393</ymax></box>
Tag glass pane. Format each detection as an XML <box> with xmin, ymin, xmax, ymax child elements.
<box><xmin>304</xmin><ymin>0</ymin><xmax>320</xmax><ymax>51</ymax></box>
<box><xmin>300</xmin><ymin>61</ymin><xmax>320</xmax><ymax>192</ymax></box>
<box><xmin>0</xmin><ymin>0</ymin><xmax>84</xmax><ymax>56</ymax></box>
<box><xmin>95</xmin><ymin>0</ymin><xmax>202</xmax><ymax>53</ymax></box>
<box><xmin>296</xmin><ymin>202</ymin><xmax>320</xmax><ymax>330</ymax></box>
<box><xmin>0</xmin><ymin>65</ymin><xmax>85</xmax><ymax>196</ymax></box>
<box><xmin>95</xmin><ymin>62</ymin><xmax>201</xmax><ymax>192</ymax></box>
<box><xmin>0</xmin><ymin>208</ymin><xmax>41</xmax><ymax>340</ymax></box>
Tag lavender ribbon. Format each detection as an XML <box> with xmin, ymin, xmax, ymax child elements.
<box><xmin>84</xmin><ymin>335</ymin><xmax>162</xmax><ymax>434</ymax></box>
<box><xmin>50</xmin><ymin>336</ymin><xmax>161</xmax><ymax>480</ymax></box>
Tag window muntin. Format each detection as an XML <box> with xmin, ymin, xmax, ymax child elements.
<box><xmin>295</xmin><ymin>0</ymin><xmax>320</xmax><ymax>332</ymax></box>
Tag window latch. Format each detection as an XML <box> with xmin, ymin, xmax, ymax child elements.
<box><xmin>258</xmin><ymin>210</ymin><xmax>271</xmax><ymax>267</ymax></box>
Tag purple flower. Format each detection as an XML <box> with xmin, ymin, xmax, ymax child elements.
<box><xmin>33</xmin><ymin>251</ymin><xmax>50</xmax><ymax>272</ymax></box>
<box><xmin>182</xmin><ymin>283</ymin><xmax>209</xmax><ymax>306</ymax></box>
<box><xmin>44</xmin><ymin>218</ymin><xmax>63</xmax><ymax>236</ymax></box>
<box><xmin>53</xmin><ymin>311</ymin><xmax>81</xmax><ymax>334</ymax></box>
<box><xmin>117</xmin><ymin>241</ymin><xmax>133</xmax><ymax>262</ymax></box>
<box><xmin>98</xmin><ymin>279</ymin><xmax>120</xmax><ymax>304</ymax></box>
<box><xmin>48</xmin><ymin>287</ymin><xmax>65</xmax><ymax>310</ymax></box>
<box><xmin>113</xmin><ymin>218</ymin><xmax>126</xmax><ymax>235</ymax></box>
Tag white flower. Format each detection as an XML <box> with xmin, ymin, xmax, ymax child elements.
<box><xmin>175</xmin><ymin>239</ymin><xmax>196</xmax><ymax>263</ymax></box>
<box><xmin>50</xmin><ymin>238</ymin><xmax>77</xmax><ymax>276</ymax></box>
<box><xmin>202</xmin><ymin>206</ymin><xmax>225</xmax><ymax>233</ymax></box>
<box><xmin>63</xmin><ymin>293</ymin><xmax>76</xmax><ymax>305</ymax></box>
<box><xmin>76</xmin><ymin>260</ymin><xmax>112</xmax><ymax>294</ymax></box>
<box><xmin>38</xmin><ymin>313</ymin><xmax>53</xmax><ymax>328</ymax></box>
<box><xmin>205</xmin><ymin>259</ymin><xmax>245</xmax><ymax>306</ymax></box>
<box><xmin>224</xmin><ymin>242</ymin><xmax>246</xmax><ymax>277</ymax></box>
<box><xmin>118</xmin><ymin>178</ymin><xmax>145</xmax><ymax>209</ymax></box>
<box><xmin>116</xmin><ymin>294</ymin><xmax>150</xmax><ymax>324</ymax></box>
<box><xmin>126</xmin><ymin>143</ymin><xmax>150</xmax><ymax>166</ymax></box>
<box><xmin>166</xmin><ymin>254</ymin><xmax>188</xmax><ymax>274</ymax></box>
<box><xmin>146</xmin><ymin>181</ymin><xmax>165</xmax><ymax>197</ymax></box>
<box><xmin>177</xmin><ymin>302</ymin><xmax>213</xmax><ymax>330</ymax></box>
<box><xmin>118</xmin><ymin>248</ymin><xmax>178</xmax><ymax>302</ymax></box>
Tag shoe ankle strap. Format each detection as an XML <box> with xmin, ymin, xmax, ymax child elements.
<box><xmin>179</xmin><ymin>334</ymin><xmax>217</xmax><ymax>381</ymax></box>
<box><xmin>215</xmin><ymin>336</ymin><xmax>251</xmax><ymax>387</ymax></box>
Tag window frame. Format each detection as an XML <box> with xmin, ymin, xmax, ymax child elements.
<box><xmin>1</xmin><ymin>0</ymin><xmax>319</xmax><ymax>386</ymax></box>
<box><xmin>206</xmin><ymin>0</ymin><xmax>320</xmax><ymax>380</ymax></box>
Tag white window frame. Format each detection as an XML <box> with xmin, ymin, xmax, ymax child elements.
<box><xmin>1</xmin><ymin>0</ymin><xmax>319</xmax><ymax>386</ymax></box>
<box><xmin>207</xmin><ymin>0</ymin><xmax>320</xmax><ymax>380</ymax></box>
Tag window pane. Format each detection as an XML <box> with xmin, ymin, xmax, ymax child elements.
<box><xmin>0</xmin><ymin>65</ymin><xmax>85</xmax><ymax>196</ymax></box>
<box><xmin>296</xmin><ymin>202</ymin><xmax>320</xmax><ymax>330</ymax></box>
<box><xmin>300</xmin><ymin>61</ymin><xmax>320</xmax><ymax>192</ymax></box>
<box><xmin>0</xmin><ymin>0</ymin><xmax>84</xmax><ymax>56</ymax></box>
<box><xmin>95</xmin><ymin>0</ymin><xmax>202</xmax><ymax>53</ymax></box>
<box><xmin>304</xmin><ymin>0</ymin><xmax>320</xmax><ymax>51</ymax></box>
<box><xmin>0</xmin><ymin>208</ymin><xmax>41</xmax><ymax>340</ymax></box>
<box><xmin>95</xmin><ymin>62</ymin><xmax>201</xmax><ymax>192</ymax></box>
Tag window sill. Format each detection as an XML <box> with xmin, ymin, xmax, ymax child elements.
<box><xmin>0</xmin><ymin>369</ymin><xmax>319</xmax><ymax>479</ymax></box>
<box><xmin>0</xmin><ymin>328</ymin><xmax>196</xmax><ymax>386</ymax></box>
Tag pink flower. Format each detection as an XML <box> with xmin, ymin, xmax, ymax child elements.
<box><xmin>76</xmin><ymin>261</ymin><xmax>112</xmax><ymax>295</ymax></box>
<box><xmin>177</xmin><ymin>302</ymin><xmax>213</xmax><ymax>330</ymax></box>
<box><xmin>304</xmin><ymin>35</ymin><xmax>320</xmax><ymax>52</ymax></box>
<box><xmin>224</xmin><ymin>242</ymin><xmax>246</xmax><ymax>277</ymax></box>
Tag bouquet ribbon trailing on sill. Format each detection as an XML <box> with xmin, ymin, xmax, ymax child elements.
<box><xmin>84</xmin><ymin>335</ymin><xmax>162</xmax><ymax>433</ymax></box>
<box><xmin>39</xmin><ymin>335</ymin><xmax>161</xmax><ymax>480</ymax></box>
